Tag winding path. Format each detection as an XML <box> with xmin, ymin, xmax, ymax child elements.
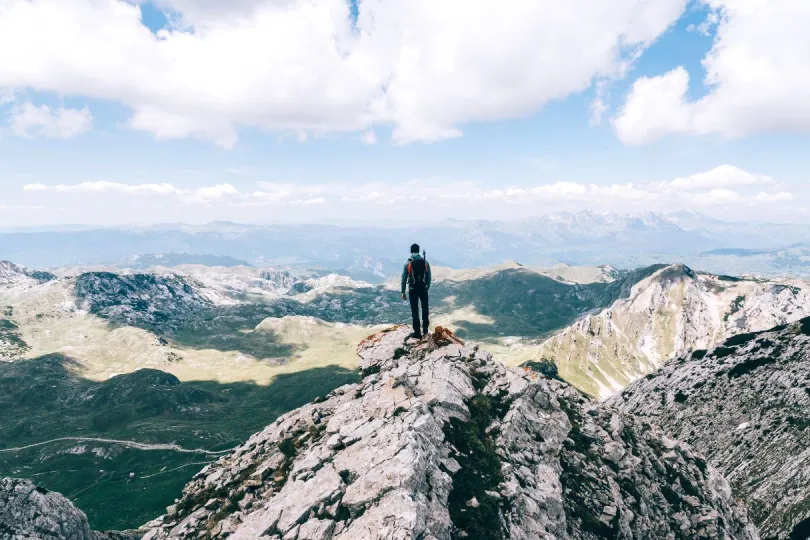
<box><xmin>0</xmin><ymin>437</ymin><xmax>232</xmax><ymax>455</ymax></box>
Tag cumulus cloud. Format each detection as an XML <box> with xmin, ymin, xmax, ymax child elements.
<box><xmin>8</xmin><ymin>102</ymin><xmax>93</xmax><ymax>139</ymax></box>
<box><xmin>615</xmin><ymin>1</ymin><xmax>810</xmax><ymax>144</ymax></box>
<box><xmin>662</xmin><ymin>164</ymin><xmax>776</xmax><ymax>190</ymax></box>
<box><xmin>47</xmin><ymin>181</ymin><xmax>183</xmax><ymax>195</ymax></box>
<box><xmin>0</xmin><ymin>0</ymin><xmax>689</xmax><ymax>147</ymax></box>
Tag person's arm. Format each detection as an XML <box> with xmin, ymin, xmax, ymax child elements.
<box><xmin>400</xmin><ymin>263</ymin><xmax>408</xmax><ymax>298</ymax></box>
<box><xmin>425</xmin><ymin>262</ymin><xmax>431</xmax><ymax>290</ymax></box>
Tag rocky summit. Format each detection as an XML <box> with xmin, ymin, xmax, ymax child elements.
<box><xmin>132</xmin><ymin>325</ymin><xmax>757</xmax><ymax>539</ymax></box>
<box><xmin>609</xmin><ymin>317</ymin><xmax>810</xmax><ymax>540</ymax></box>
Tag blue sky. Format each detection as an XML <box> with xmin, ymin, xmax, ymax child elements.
<box><xmin>0</xmin><ymin>0</ymin><xmax>808</xmax><ymax>226</ymax></box>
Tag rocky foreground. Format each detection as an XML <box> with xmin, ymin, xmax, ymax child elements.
<box><xmin>136</xmin><ymin>326</ymin><xmax>756</xmax><ymax>539</ymax></box>
<box><xmin>2</xmin><ymin>325</ymin><xmax>759</xmax><ymax>539</ymax></box>
<box><xmin>609</xmin><ymin>317</ymin><xmax>810</xmax><ymax>539</ymax></box>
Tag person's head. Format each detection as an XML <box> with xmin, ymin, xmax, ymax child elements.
<box><xmin>410</xmin><ymin>243</ymin><xmax>420</xmax><ymax>254</ymax></box>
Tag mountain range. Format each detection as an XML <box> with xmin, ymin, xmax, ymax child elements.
<box><xmin>3</xmin><ymin>211</ymin><xmax>810</xmax><ymax>279</ymax></box>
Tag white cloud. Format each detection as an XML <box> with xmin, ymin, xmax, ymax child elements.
<box><xmin>190</xmin><ymin>183</ymin><xmax>239</xmax><ymax>200</ymax></box>
<box><xmin>589</xmin><ymin>97</ymin><xmax>609</xmax><ymax>127</ymax></box>
<box><xmin>49</xmin><ymin>181</ymin><xmax>183</xmax><ymax>195</ymax></box>
<box><xmin>128</xmin><ymin>107</ymin><xmax>238</xmax><ymax>149</ymax></box>
<box><xmin>8</xmin><ymin>102</ymin><xmax>93</xmax><ymax>139</ymax></box>
<box><xmin>0</xmin><ymin>0</ymin><xmax>688</xmax><ymax>147</ymax></box>
<box><xmin>664</xmin><ymin>164</ymin><xmax>775</xmax><ymax>190</ymax></box>
<box><xmin>22</xmin><ymin>183</ymin><xmax>48</xmax><ymax>192</ymax></box>
<box><xmin>615</xmin><ymin>1</ymin><xmax>810</xmax><ymax>144</ymax></box>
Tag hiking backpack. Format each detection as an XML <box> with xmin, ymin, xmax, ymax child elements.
<box><xmin>408</xmin><ymin>258</ymin><xmax>428</xmax><ymax>288</ymax></box>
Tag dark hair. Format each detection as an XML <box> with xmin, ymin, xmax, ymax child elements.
<box><xmin>410</xmin><ymin>243</ymin><xmax>420</xmax><ymax>254</ymax></box>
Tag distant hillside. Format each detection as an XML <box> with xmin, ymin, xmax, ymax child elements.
<box><xmin>0</xmin><ymin>260</ymin><xmax>56</xmax><ymax>289</ymax></box>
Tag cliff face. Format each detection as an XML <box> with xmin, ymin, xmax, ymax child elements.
<box><xmin>136</xmin><ymin>326</ymin><xmax>757</xmax><ymax>540</ymax></box>
<box><xmin>609</xmin><ymin>317</ymin><xmax>810</xmax><ymax>539</ymax></box>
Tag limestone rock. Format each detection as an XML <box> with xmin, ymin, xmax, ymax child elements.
<box><xmin>0</xmin><ymin>478</ymin><xmax>138</xmax><ymax>540</ymax></box>
<box><xmin>139</xmin><ymin>326</ymin><xmax>758</xmax><ymax>540</ymax></box>
<box><xmin>610</xmin><ymin>316</ymin><xmax>810</xmax><ymax>539</ymax></box>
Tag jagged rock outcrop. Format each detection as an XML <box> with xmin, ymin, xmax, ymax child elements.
<box><xmin>609</xmin><ymin>317</ymin><xmax>810</xmax><ymax>539</ymax></box>
<box><xmin>139</xmin><ymin>326</ymin><xmax>758</xmax><ymax>539</ymax></box>
<box><xmin>0</xmin><ymin>478</ymin><xmax>134</xmax><ymax>540</ymax></box>
<box><xmin>0</xmin><ymin>260</ymin><xmax>55</xmax><ymax>291</ymax></box>
<box><xmin>535</xmin><ymin>264</ymin><xmax>810</xmax><ymax>397</ymax></box>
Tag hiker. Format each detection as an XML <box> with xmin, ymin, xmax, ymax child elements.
<box><xmin>401</xmin><ymin>243</ymin><xmax>431</xmax><ymax>339</ymax></box>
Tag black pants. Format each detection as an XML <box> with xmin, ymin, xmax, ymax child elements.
<box><xmin>409</xmin><ymin>287</ymin><xmax>429</xmax><ymax>336</ymax></box>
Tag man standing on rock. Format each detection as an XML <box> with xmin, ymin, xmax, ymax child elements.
<box><xmin>401</xmin><ymin>243</ymin><xmax>431</xmax><ymax>339</ymax></box>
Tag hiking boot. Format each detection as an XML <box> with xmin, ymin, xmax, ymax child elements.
<box><xmin>408</xmin><ymin>332</ymin><xmax>422</xmax><ymax>340</ymax></box>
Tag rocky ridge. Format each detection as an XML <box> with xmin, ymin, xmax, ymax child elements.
<box><xmin>136</xmin><ymin>326</ymin><xmax>757</xmax><ymax>539</ymax></box>
<box><xmin>609</xmin><ymin>317</ymin><xmax>810</xmax><ymax>539</ymax></box>
<box><xmin>0</xmin><ymin>261</ymin><xmax>55</xmax><ymax>292</ymax></box>
<box><xmin>535</xmin><ymin>264</ymin><xmax>810</xmax><ymax>397</ymax></box>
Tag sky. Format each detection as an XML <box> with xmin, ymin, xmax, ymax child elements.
<box><xmin>0</xmin><ymin>0</ymin><xmax>808</xmax><ymax>227</ymax></box>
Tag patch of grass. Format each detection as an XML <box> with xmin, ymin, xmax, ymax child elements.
<box><xmin>724</xmin><ymin>295</ymin><xmax>745</xmax><ymax>322</ymax></box>
<box><xmin>444</xmin><ymin>395</ymin><xmax>505</xmax><ymax>540</ymax></box>
<box><xmin>728</xmin><ymin>356</ymin><xmax>778</xmax><ymax>378</ymax></box>
<box><xmin>713</xmin><ymin>347</ymin><xmax>737</xmax><ymax>359</ymax></box>
<box><xmin>725</xmin><ymin>331</ymin><xmax>761</xmax><ymax>347</ymax></box>
<box><xmin>800</xmin><ymin>317</ymin><xmax>810</xmax><ymax>336</ymax></box>
<box><xmin>0</xmin><ymin>316</ymin><xmax>29</xmax><ymax>357</ymax></box>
